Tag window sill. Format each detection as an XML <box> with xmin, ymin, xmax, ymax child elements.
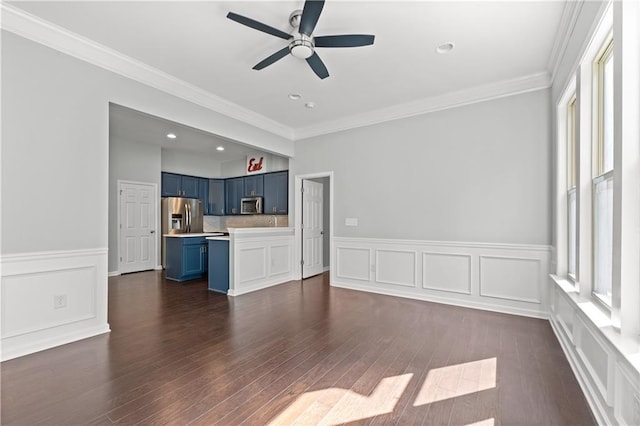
<box><xmin>550</xmin><ymin>274</ymin><xmax>640</xmax><ymax>374</ymax></box>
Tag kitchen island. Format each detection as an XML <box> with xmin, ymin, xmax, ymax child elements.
<box><xmin>207</xmin><ymin>227</ymin><xmax>295</xmax><ymax>296</ymax></box>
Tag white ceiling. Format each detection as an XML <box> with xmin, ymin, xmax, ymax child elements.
<box><xmin>109</xmin><ymin>104</ymin><xmax>268</xmax><ymax>159</ymax></box>
<box><xmin>9</xmin><ymin>1</ymin><xmax>568</xmax><ymax>139</ymax></box>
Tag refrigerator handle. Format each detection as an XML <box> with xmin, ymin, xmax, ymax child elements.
<box><xmin>185</xmin><ymin>203</ymin><xmax>190</xmax><ymax>232</ymax></box>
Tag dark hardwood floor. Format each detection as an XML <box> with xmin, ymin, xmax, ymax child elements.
<box><xmin>1</xmin><ymin>271</ymin><xmax>594</xmax><ymax>425</ymax></box>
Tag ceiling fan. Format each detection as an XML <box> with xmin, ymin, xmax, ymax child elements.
<box><xmin>227</xmin><ymin>0</ymin><xmax>375</xmax><ymax>79</ymax></box>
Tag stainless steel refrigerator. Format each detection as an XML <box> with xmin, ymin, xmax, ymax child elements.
<box><xmin>161</xmin><ymin>197</ymin><xmax>204</xmax><ymax>268</ymax></box>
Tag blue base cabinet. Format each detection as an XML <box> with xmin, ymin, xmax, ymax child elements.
<box><xmin>165</xmin><ymin>237</ymin><xmax>208</xmax><ymax>281</ymax></box>
<box><xmin>208</xmin><ymin>240</ymin><xmax>229</xmax><ymax>294</ymax></box>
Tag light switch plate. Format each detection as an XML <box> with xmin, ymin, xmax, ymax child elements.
<box><xmin>345</xmin><ymin>218</ymin><xmax>358</xmax><ymax>226</ymax></box>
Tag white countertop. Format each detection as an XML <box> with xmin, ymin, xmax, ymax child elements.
<box><xmin>163</xmin><ymin>233</ymin><xmax>224</xmax><ymax>238</ymax></box>
<box><xmin>206</xmin><ymin>236</ymin><xmax>230</xmax><ymax>241</ymax></box>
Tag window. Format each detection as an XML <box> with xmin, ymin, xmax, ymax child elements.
<box><xmin>567</xmin><ymin>95</ymin><xmax>577</xmax><ymax>279</ymax></box>
<box><xmin>592</xmin><ymin>38</ymin><xmax>614</xmax><ymax>306</ymax></box>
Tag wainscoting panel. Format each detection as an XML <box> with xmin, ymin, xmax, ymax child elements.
<box><xmin>236</xmin><ymin>246</ymin><xmax>268</xmax><ymax>283</ymax></box>
<box><xmin>332</xmin><ymin>237</ymin><xmax>550</xmax><ymax>318</ymax></box>
<box><xmin>575</xmin><ymin>315</ymin><xmax>614</xmax><ymax>405</ymax></box>
<box><xmin>0</xmin><ymin>249</ymin><xmax>110</xmax><ymax>361</ymax></box>
<box><xmin>229</xmin><ymin>229</ymin><xmax>295</xmax><ymax>297</ymax></box>
<box><xmin>479</xmin><ymin>256</ymin><xmax>541</xmax><ymax>303</ymax></box>
<box><xmin>549</xmin><ymin>276</ymin><xmax>639</xmax><ymax>426</ymax></box>
<box><xmin>270</xmin><ymin>243</ymin><xmax>292</xmax><ymax>277</ymax></box>
<box><xmin>422</xmin><ymin>252</ymin><xmax>471</xmax><ymax>295</ymax></box>
<box><xmin>375</xmin><ymin>249</ymin><xmax>416</xmax><ymax>288</ymax></box>
<box><xmin>336</xmin><ymin>247</ymin><xmax>371</xmax><ymax>282</ymax></box>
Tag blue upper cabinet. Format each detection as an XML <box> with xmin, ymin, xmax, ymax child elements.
<box><xmin>264</xmin><ymin>171</ymin><xmax>288</xmax><ymax>214</ymax></box>
<box><xmin>225</xmin><ymin>177</ymin><xmax>244</xmax><ymax>215</ymax></box>
<box><xmin>243</xmin><ymin>175</ymin><xmax>264</xmax><ymax>197</ymax></box>
<box><xmin>208</xmin><ymin>179</ymin><xmax>225</xmax><ymax>216</ymax></box>
<box><xmin>161</xmin><ymin>172</ymin><xmax>199</xmax><ymax>198</ymax></box>
<box><xmin>161</xmin><ymin>172</ymin><xmax>182</xmax><ymax>197</ymax></box>
<box><xmin>181</xmin><ymin>175</ymin><xmax>199</xmax><ymax>198</ymax></box>
<box><xmin>198</xmin><ymin>178</ymin><xmax>209</xmax><ymax>214</ymax></box>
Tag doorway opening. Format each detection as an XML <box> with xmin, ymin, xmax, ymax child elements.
<box><xmin>295</xmin><ymin>172</ymin><xmax>333</xmax><ymax>280</ymax></box>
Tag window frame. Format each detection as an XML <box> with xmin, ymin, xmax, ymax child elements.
<box><xmin>591</xmin><ymin>35</ymin><xmax>614</xmax><ymax>308</ymax></box>
<box><xmin>566</xmin><ymin>94</ymin><xmax>577</xmax><ymax>282</ymax></box>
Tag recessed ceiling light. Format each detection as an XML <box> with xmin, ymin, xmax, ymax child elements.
<box><xmin>305</xmin><ymin>102</ymin><xmax>315</xmax><ymax>109</ymax></box>
<box><xmin>216</xmin><ymin>146</ymin><xmax>225</xmax><ymax>151</ymax></box>
<box><xmin>166</xmin><ymin>133</ymin><xmax>177</xmax><ymax>139</ymax></box>
<box><xmin>436</xmin><ymin>42</ymin><xmax>455</xmax><ymax>54</ymax></box>
<box><xmin>288</xmin><ymin>93</ymin><xmax>301</xmax><ymax>100</ymax></box>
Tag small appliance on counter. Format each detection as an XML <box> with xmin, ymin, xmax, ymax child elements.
<box><xmin>241</xmin><ymin>196</ymin><xmax>263</xmax><ymax>214</ymax></box>
<box><xmin>161</xmin><ymin>197</ymin><xmax>204</xmax><ymax>267</ymax></box>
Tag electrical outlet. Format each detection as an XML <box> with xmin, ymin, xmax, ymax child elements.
<box><xmin>53</xmin><ymin>294</ymin><xmax>67</xmax><ymax>309</ymax></box>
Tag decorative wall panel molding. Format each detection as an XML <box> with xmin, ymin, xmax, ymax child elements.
<box><xmin>422</xmin><ymin>252</ymin><xmax>472</xmax><ymax>295</ymax></box>
<box><xmin>0</xmin><ymin>249</ymin><xmax>110</xmax><ymax>361</ymax></box>
<box><xmin>228</xmin><ymin>230</ymin><xmax>295</xmax><ymax>297</ymax></box>
<box><xmin>479</xmin><ymin>256</ymin><xmax>541</xmax><ymax>303</ymax></box>
<box><xmin>549</xmin><ymin>276</ymin><xmax>640</xmax><ymax>426</ymax></box>
<box><xmin>374</xmin><ymin>249</ymin><xmax>417</xmax><ymax>288</ymax></box>
<box><xmin>336</xmin><ymin>247</ymin><xmax>371</xmax><ymax>282</ymax></box>
<box><xmin>332</xmin><ymin>237</ymin><xmax>551</xmax><ymax>318</ymax></box>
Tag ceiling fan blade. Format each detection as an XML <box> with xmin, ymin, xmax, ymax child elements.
<box><xmin>227</xmin><ymin>12</ymin><xmax>292</xmax><ymax>40</ymax></box>
<box><xmin>253</xmin><ymin>47</ymin><xmax>291</xmax><ymax>70</ymax></box>
<box><xmin>306</xmin><ymin>52</ymin><xmax>329</xmax><ymax>79</ymax></box>
<box><xmin>299</xmin><ymin>0</ymin><xmax>325</xmax><ymax>36</ymax></box>
<box><xmin>314</xmin><ymin>34</ymin><xmax>375</xmax><ymax>48</ymax></box>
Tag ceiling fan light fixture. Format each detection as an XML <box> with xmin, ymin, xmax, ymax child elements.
<box><xmin>290</xmin><ymin>35</ymin><xmax>314</xmax><ymax>59</ymax></box>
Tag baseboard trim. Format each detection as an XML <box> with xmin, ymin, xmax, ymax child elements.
<box><xmin>228</xmin><ymin>274</ymin><xmax>294</xmax><ymax>297</ymax></box>
<box><xmin>1</xmin><ymin>325</ymin><xmax>110</xmax><ymax>362</ymax></box>
<box><xmin>331</xmin><ymin>280</ymin><xmax>548</xmax><ymax>320</ymax></box>
<box><xmin>108</xmin><ymin>270</ymin><xmax>121</xmax><ymax>277</ymax></box>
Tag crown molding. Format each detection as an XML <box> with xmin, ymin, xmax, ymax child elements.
<box><xmin>293</xmin><ymin>71</ymin><xmax>551</xmax><ymax>141</ymax></box>
<box><xmin>547</xmin><ymin>0</ymin><xmax>584</xmax><ymax>85</ymax></box>
<box><xmin>0</xmin><ymin>3</ymin><xmax>295</xmax><ymax>140</ymax></box>
<box><xmin>2</xmin><ymin>3</ymin><xmax>556</xmax><ymax>144</ymax></box>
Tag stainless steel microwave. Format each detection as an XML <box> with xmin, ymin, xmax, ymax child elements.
<box><xmin>241</xmin><ymin>197</ymin><xmax>263</xmax><ymax>214</ymax></box>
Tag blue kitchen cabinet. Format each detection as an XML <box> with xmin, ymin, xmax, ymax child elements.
<box><xmin>161</xmin><ymin>172</ymin><xmax>199</xmax><ymax>198</ymax></box>
<box><xmin>165</xmin><ymin>236</ymin><xmax>208</xmax><ymax>281</ymax></box>
<box><xmin>225</xmin><ymin>177</ymin><xmax>244</xmax><ymax>215</ymax></box>
<box><xmin>198</xmin><ymin>178</ymin><xmax>209</xmax><ymax>214</ymax></box>
<box><xmin>243</xmin><ymin>175</ymin><xmax>264</xmax><ymax>197</ymax></box>
<box><xmin>161</xmin><ymin>172</ymin><xmax>182</xmax><ymax>197</ymax></box>
<box><xmin>208</xmin><ymin>179</ymin><xmax>225</xmax><ymax>215</ymax></box>
<box><xmin>264</xmin><ymin>171</ymin><xmax>288</xmax><ymax>214</ymax></box>
<box><xmin>181</xmin><ymin>175</ymin><xmax>199</xmax><ymax>198</ymax></box>
<box><xmin>208</xmin><ymin>239</ymin><xmax>229</xmax><ymax>294</ymax></box>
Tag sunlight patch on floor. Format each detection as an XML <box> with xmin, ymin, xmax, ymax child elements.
<box><xmin>413</xmin><ymin>357</ymin><xmax>497</xmax><ymax>406</ymax></box>
<box><xmin>465</xmin><ymin>418</ymin><xmax>495</xmax><ymax>426</ymax></box>
<box><xmin>267</xmin><ymin>373</ymin><xmax>413</xmax><ymax>425</ymax></box>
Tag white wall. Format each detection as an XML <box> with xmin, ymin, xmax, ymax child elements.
<box><xmin>220</xmin><ymin>152</ymin><xmax>289</xmax><ymax>177</ymax></box>
<box><xmin>161</xmin><ymin>148</ymin><xmax>222</xmax><ymax>178</ymax></box>
<box><xmin>108</xmin><ymin>137</ymin><xmax>161</xmax><ymax>273</ymax></box>
<box><xmin>294</xmin><ymin>89</ymin><xmax>551</xmax><ymax>245</ymax></box>
<box><xmin>0</xmin><ymin>30</ymin><xmax>292</xmax><ymax>359</ymax></box>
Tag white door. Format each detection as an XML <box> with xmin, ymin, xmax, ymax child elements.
<box><xmin>302</xmin><ymin>180</ymin><xmax>323</xmax><ymax>278</ymax></box>
<box><xmin>119</xmin><ymin>182</ymin><xmax>156</xmax><ymax>274</ymax></box>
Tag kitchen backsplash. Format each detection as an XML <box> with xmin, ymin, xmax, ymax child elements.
<box><xmin>203</xmin><ymin>215</ymin><xmax>288</xmax><ymax>232</ymax></box>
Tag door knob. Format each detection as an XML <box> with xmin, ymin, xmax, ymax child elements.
<box><xmin>150</xmin><ymin>230</ymin><xmax>155</xmax><ymax>234</ymax></box>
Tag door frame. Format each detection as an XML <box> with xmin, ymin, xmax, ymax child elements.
<box><xmin>116</xmin><ymin>180</ymin><xmax>159</xmax><ymax>275</ymax></box>
<box><xmin>294</xmin><ymin>172</ymin><xmax>333</xmax><ymax>280</ymax></box>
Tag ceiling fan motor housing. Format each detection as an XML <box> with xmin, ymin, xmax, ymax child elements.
<box><xmin>290</xmin><ymin>33</ymin><xmax>314</xmax><ymax>59</ymax></box>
